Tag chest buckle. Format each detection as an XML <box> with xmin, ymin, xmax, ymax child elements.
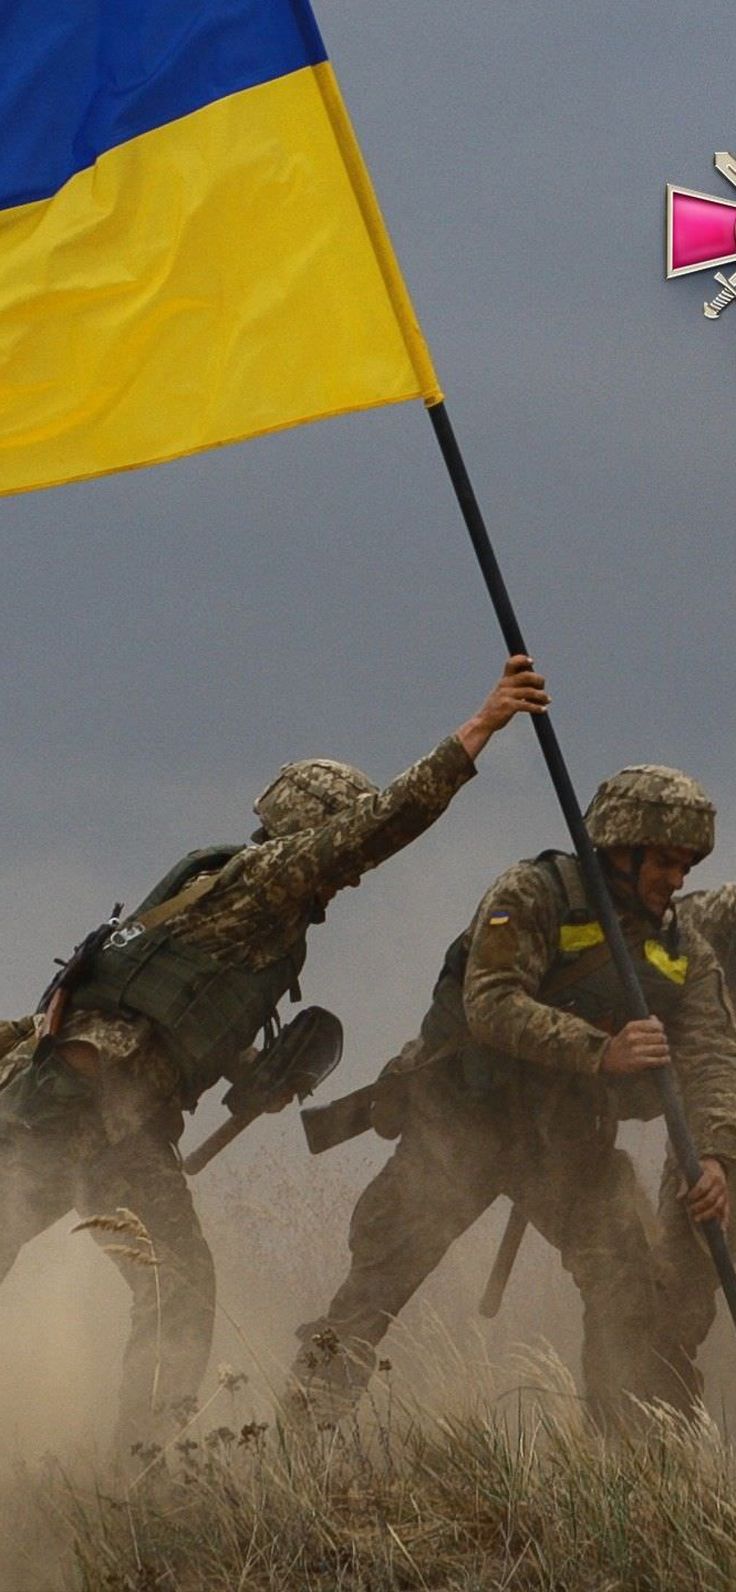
<box><xmin>104</xmin><ymin>922</ymin><xmax>145</xmax><ymax>950</ymax></box>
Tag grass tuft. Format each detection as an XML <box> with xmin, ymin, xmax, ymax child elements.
<box><xmin>6</xmin><ymin>1346</ymin><xmax>736</xmax><ymax>1591</ymax></box>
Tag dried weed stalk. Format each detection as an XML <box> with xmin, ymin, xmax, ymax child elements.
<box><xmin>72</xmin><ymin>1207</ymin><xmax>163</xmax><ymax>1413</ymax></box>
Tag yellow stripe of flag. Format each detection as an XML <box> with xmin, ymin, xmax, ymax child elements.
<box><xmin>0</xmin><ymin>48</ymin><xmax>441</xmax><ymax>494</ymax></box>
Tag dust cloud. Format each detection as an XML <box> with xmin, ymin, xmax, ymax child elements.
<box><xmin>0</xmin><ymin>1104</ymin><xmax>734</xmax><ymax>1588</ymax></box>
<box><xmin>0</xmin><ymin>1109</ymin><xmax>732</xmax><ymax>1457</ymax></box>
<box><xmin>1</xmin><ymin>786</ymin><xmax>735</xmax><ymax>1585</ymax></box>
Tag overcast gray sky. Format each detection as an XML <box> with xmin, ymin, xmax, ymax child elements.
<box><xmin>2</xmin><ymin>0</ymin><xmax>735</xmax><ymax>1019</ymax></box>
<box><xmin>2</xmin><ymin>0</ymin><xmax>736</xmax><ymax>1440</ymax></box>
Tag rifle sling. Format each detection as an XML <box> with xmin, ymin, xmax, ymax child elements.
<box><xmin>541</xmin><ymin>932</ymin><xmax>638</xmax><ymax>1004</ymax></box>
<box><xmin>125</xmin><ymin>870</ymin><xmax>224</xmax><ymax>933</ymax></box>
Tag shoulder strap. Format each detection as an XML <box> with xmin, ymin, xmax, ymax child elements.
<box><xmin>534</xmin><ymin>850</ymin><xmax>615</xmax><ymax>1001</ymax></box>
<box><xmin>134</xmin><ymin>870</ymin><xmax>225</xmax><ymax>932</ymax></box>
<box><xmin>535</xmin><ymin>850</ymin><xmax>591</xmax><ymax>920</ymax></box>
<box><xmin>435</xmin><ymin>855</ymin><xmax>586</xmax><ymax>993</ymax></box>
<box><xmin>551</xmin><ymin>854</ymin><xmax>590</xmax><ymax>918</ymax></box>
<box><xmin>132</xmin><ymin>844</ymin><xmax>242</xmax><ymax>917</ymax></box>
<box><xmin>114</xmin><ymin>846</ymin><xmax>244</xmax><ymax>938</ymax></box>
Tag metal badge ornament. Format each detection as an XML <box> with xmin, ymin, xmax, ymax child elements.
<box><xmin>667</xmin><ymin>153</ymin><xmax>736</xmax><ymax>318</ymax></box>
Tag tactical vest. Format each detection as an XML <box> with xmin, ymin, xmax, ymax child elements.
<box><xmin>70</xmin><ymin>845</ymin><xmax>306</xmax><ymax>1100</ymax></box>
<box><xmin>431</xmin><ymin>851</ymin><xmax>689</xmax><ymax>1104</ymax></box>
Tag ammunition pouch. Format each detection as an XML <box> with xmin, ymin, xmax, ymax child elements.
<box><xmin>420</xmin><ymin>970</ymin><xmax>493</xmax><ymax>1100</ymax></box>
<box><xmin>371</xmin><ymin>1038</ymin><xmax>426</xmax><ymax>1139</ymax></box>
<box><xmin>62</xmin><ymin>842</ymin><xmax>310</xmax><ymax>1104</ymax></box>
<box><xmin>72</xmin><ymin>934</ymin><xmax>307</xmax><ymax>1103</ymax></box>
<box><xmin>0</xmin><ymin>1036</ymin><xmax>96</xmax><ymax>1134</ymax></box>
<box><xmin>371</xmin><ymin>1075</ymin><xmax>410</xmax><ymax>1140</ymax></box>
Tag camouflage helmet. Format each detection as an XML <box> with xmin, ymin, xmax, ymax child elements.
<box><xmin>253</xmin><ymin>758</ymin><xmax>378</xmax><ymax>838</ymax></box>
<box><xmin>585</xmin><ymin>765</ymin><xmax>715</xmax><ymax>859</ymax></box>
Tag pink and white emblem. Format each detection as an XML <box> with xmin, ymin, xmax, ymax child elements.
<box><xmin>667</xmin><ymin>153</ymin><xmax>736</xmax><ymax>317</ymax></box>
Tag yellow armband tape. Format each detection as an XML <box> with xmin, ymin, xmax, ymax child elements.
<box><xmin>644</xmin><ymin>940</ymin><xmax>688</xmax><ymax>985</ymax></box>
<box><xmin>559</xmin><ymin>921</ymin><xmax>605</xmax><ymax>952</ymax></box>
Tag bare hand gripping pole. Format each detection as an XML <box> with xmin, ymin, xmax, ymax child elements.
<box><xmin>427</xmin><ymin>398</ymin><xmax>736</xmax><ymax>1327</ymax></box>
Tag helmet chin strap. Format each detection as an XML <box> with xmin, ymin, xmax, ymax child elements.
<box><xmin>600</xmin><ymin>845</ymin><xmax>643</xmax><ymax>889</ymax></box>
<box><xmin>628</xmin><ymin>844</ymin><xmax>646</xmax><ymax>885</ymax></box>
<box><xmin>600</xmin><ymin>847</ymin><xmax>667</xmax><ymax>928</ymax></box>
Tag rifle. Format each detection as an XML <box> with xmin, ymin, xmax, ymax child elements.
<box><xmin>300</xmin><ymin>1029</ymin><xmax>458</xmax><ymax>1153</ymax></box>
<box><xmin>184</xmin><ymin>1006</ymin><xmax>343</xmax><ymax>1174</ymax></box>
<box><xmin>0</xmin><ymin>905</ymin><xmax>126</xmax><ymax>1132</ymax></box>
<box><xmin>301</xmin><ymin>1082</ymin><xmax>375</xmax><ymax>1154</ymax></box>
<box><xmin>37</xmin><ymin>903</ymin><xmax>124</xmax><ymax>1037</ymax></box>
<box><xmin>301</xmin><ymin>1030</ymin><xmax>461</xmax><ymax>1154</ymax></box>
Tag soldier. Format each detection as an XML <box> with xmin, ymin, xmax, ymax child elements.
<box><xmin>0</xmin><ymin>655</ymin><xmax>547</xmax><ymax>1455</ymax></box>
<box><xmin>678</xmin><ymin>884</ymin><xmax>736</xmax><ymax>995</ymax></box>
<box><xmin>652</xmin><ymin>881</ymin><xmax>736</xmax><ymax>1405</ymax></box>
<box><xmin>290</xmin><ymin>766</ymin><xmax>736</xmax><ymax>1428</ymax></box>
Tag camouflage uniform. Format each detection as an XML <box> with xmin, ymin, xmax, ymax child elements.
<box><xmin>0</xmin><ymin>736</ymin><xmax>475</xmax><ymax>1450</ymax></box>
<box><xmin>0</xmin><ymin>1017</ymin><xmax>34</xmax><ymax>1063</ymax></box>
<box><xmin>679</xmin><ymin>885</ymin><xmax>736</xmax><ymax>996</ymax></box>
<box><xmin>294</xmin><ymin>848</ymin><xmax>736</xmax><ymax>1425</ymax></box>
<box><xmin>166</xmin><ymin>737</ymin><xmax>473</xmax><ymax>964</ymax></box>
<box><xmin>652</xmin><ymin>883</ymin><xmax>736</xmax><ymax>1398</ymax></box>
<box><xmin>0</xmin><ymin>1012</ymin><xmax>213</xmax><ymax>1453</ymax></box>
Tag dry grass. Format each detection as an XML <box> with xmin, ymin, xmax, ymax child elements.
<box><xmin>6</xmin><ymin>1346</ymin><xmax>736</xmax><ymax>1592</ymax></box>
<box><xmin>72</xmin><ymin>1207</ymin><xmax>163</xmax><ymax>1415</ymax></box>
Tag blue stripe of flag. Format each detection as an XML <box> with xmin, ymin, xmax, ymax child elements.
<box><xmin>0</xmin><ymin>0</ymin><xmax>327</xmax><ymax>212</ymax></box>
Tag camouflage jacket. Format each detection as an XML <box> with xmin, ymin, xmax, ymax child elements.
<box><xmin>679</xmin><ymin>885</ymin><xmax>736</xmax><ymax>1007</ymax></box>
<box><xmin>463</xmin><ymin>861</ymin><xmax>736</xmax><ymax>1165</ymax></box>
<box><xmin>0</xmin><ymin>740</ymin><xmax>474</xmax><ymax>1118</ymax></box>
<box><xmin>0</xmin><ymin>1017</ymin><xmax>34</xmax><ymax>1062</ymax></box>
<box><xmin>165</xmin><ymin>735</ymin><xmax>475</xmax><ymax>968</ymax></box>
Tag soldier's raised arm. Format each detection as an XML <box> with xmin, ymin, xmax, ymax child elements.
<box><xmin>454</xmin><ymin>655</ymin><xmax>549</xmax><ymax>760</ymax></box>
<box><xmin>255</xmin><ymin>656</ymin><xmax>548</xmax><ymax>877</ymax></box>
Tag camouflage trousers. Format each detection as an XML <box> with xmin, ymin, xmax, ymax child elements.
<box><xmin>651</xmin><ymin>1152</ymin><xmax>736</xmax><ymax>1407</ymax></box>
<box><xmin>295</xmin><ymin>1074</ymin><xmax>685</xmax><ymax>1427</ymax></box>
<box><xmin>0</xmin><ymin>1014</ymin><xmax>215</xmax><ymax>1457</ymax></box>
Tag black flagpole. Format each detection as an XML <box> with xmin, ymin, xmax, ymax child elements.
<box><xmin>427</xmin><ymin>396</ymin><xmax>736</xmax><ymax>1326</ymax></box>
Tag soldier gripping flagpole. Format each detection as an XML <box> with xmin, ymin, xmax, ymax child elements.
<box><xmin>425</xmin><ymin>396</ymin><xmax>736</xmax><ymax>1329</ymax></box>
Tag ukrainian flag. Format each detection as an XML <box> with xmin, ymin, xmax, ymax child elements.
<box><xmin>0</xmin><ymin>1</ymin><xmax>441</xmax><ymax>495</ymax></box>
